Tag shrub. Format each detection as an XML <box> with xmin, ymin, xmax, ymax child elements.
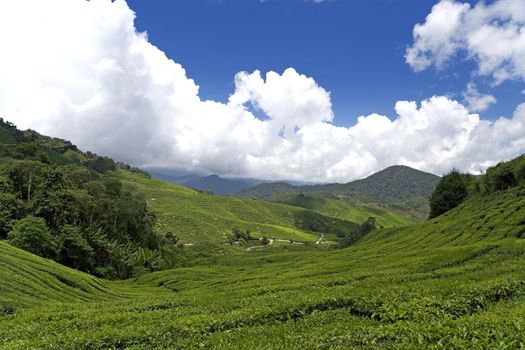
<box><xmin>7</xmin><ymin>216</ymin><xmax>56</xmax><ymax>258</ymax></box>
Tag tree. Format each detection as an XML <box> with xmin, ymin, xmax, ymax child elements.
<box><xmin>8</xmin><ymin>216</ymin><xmax>56</xmax><ymax>258</ymax></box>
<box><xmin>339</xmin><ymin>217</ymin><xmax>376</xmax><ymax>248</ymax></box>
<box><xmin>360</xmin><ymin>217</ymin><xmax>376</xmax><ymax>235</ymax></box>
<box><xmin>485</xmin><ymin>164</ymin><xmax>517</xmax><ymax>192</ymax></box>
<box><xmin>0</xmin><ymin>192</ymin><xmax>24</xmax><ymax>238</ymax></box>
<box><xmin>56</xmin><ymin>225</ymin><xmax>94</xmax><ymax>271</ymax></box>
<box><xmin>31</xmin><ymin>170</ymin><xmax>77</xmax><ymax>230</ymax></box>
<box><xmin>260</xmin><ymin>236</ymin><xmax>271</xmax><ymax>245</ymax></box>
<box><xmin>129</xmin><ymin>247</ymin><xmax>161</xmax><ymax>275</ymax></box>
<box><xmin>429</xmin><ymin>170</ymin><xmax>468</xmax><ymax>219</ymax></box>
<box><xmin>228</xmin><ymin>227</ymin><xmax>252</xmax><ymax>244</ymax></box>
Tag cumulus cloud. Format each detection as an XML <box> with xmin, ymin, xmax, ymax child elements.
<box><xmin>462</xmin><ymin>83</ymin><xmax>497</xmax><ymax>112</ymax></box>
<box><xmin>0</xmin><ymin>0</ymin><xmax>524</xmax><ymax>183</ymax></box>
<box><xmin>406</xmin><ymin>0</ymin><xmax>525</xmax><ymax>84</ymax></box>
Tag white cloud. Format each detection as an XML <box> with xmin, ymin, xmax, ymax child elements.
<box><xmin>407</xmin><ymin>0</ymin><xmax>525</xmax><ymax>84</ymax></box>
<box><xmin>0</xmin><ymin>0</ymin><xmax>524</xmax><ymax>183</ymax></box>
<box><xmin>462</xmin><ymin>83</ymin><xmax>497</xmax><ymax>112</ymax></box>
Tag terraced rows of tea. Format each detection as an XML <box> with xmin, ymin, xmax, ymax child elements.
<box><xmin>2</xmin><ymin>184</ymin><xmax>525</xmax><ymax>349</ymax></box>
<box><xmin>120</xmin><ymin>171</ymin><xmax>361</xmax><ymax>244</ymax></box>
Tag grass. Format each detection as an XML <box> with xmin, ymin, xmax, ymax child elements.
<box><xmin>1</xmin><ymin>184</ymin><xmax>525</xmax><ymax>348</ymax></box>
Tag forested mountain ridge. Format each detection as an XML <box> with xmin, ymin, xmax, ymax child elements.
<box><xmin>238</xmin><ymin>165</ymin><xmax>439</xmax><ymax>201</ymax></box>
<box><xmin>238</xmin><ymin>165</ymin><xmax>440</xmax><ymax>217</ymax></box>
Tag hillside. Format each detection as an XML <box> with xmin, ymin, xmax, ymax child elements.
<box><xmin>0</xmin><ymin>241</ymin><xmax>124</xmax><ymax>309</ymax></box>
<box><xmin>238</xmin><ymin>165</ymin><xmax>440</xmax><ymax>217</ymax></box>
<box><xmin>121</xmin><ymin>171</ymin><xmax>359</xmax><ymax>245</ymax></box>
<box><xmin>1</xmin><ymin>156</ymin><xmax>525</xmax><ymax>348</ymax></box>
<box><xmin>281</xmin><ymin>193</ymin><xmax>419</xmax><ymax>228</ymax></box>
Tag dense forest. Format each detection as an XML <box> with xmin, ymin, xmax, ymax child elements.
<box><xmin>0</xmin><ymin>118</ymin><xmax>174</xmax><ymax>279</ymax></box>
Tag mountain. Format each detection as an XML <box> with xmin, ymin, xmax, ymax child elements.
<box><xmin>121</xmin><ymin>171</ymin><xmax>360</xmax><ymax>246</ymax></box>
<box><xmin>183</xmin><ymin>174</ymin><xmax>255</xmax><ymax>195</ymax></box>
<box><xmin>239</xmin><ymin>165</ymin><xmax>440</xmax><ymax>201</ymax></box>
<box><xmin>149</xmin><ymin>172</ymin><xmax>201</xmax><ymax>185</ymax></box>
<box><xmin>150</xmin><ymin>172</ymin><xmax>261</xmax><ymax>195</ymax></box>
<box><xmin>238</xmin><ymin>165</ymin><xmax>440</xmax><ymax>217</ymax></box>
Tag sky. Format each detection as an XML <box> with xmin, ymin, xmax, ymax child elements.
<box><xmin>126</xmin><ymin>0</ymin><xmax>521</xmax><ymax>125</ymax></box>
<box><xmin>0</xmin><ymin>0</ymin><xmax>524</xmax><ymax>183</ymax></box>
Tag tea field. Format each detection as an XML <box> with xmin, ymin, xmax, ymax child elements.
<box><xmin>1</xmin><ymin>184</ymin><xmax>525</xmax><ymax>349</ymax></box>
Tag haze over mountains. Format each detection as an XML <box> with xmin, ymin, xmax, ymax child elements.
<box><xmin>149</xmin><ymin>171</ymin><xmax>310</xmax><ymax>195</ymax></box>
<box><xmin>149</xmin><ymin>173</ymin><xmax>258</xmax><ymax>195</ymax></box>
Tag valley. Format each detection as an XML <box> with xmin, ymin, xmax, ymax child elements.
<box><xmin>1</xmin><ymin>120</ymin><xmax>525</xmax><ymax>348</ymax></box>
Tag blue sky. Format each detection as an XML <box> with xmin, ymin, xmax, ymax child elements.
<box><xmin>127</xmin><ymin>0</ymin><xmax>521</xmax><ymax>127</ymax></box>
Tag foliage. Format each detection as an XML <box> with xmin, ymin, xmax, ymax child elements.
<box><xmin>228</xmin><ymin>227</ymin><xmax>253</xmax><ymax>244</ymax></box>
<box><xmin>1</xmin><ymin>178</ymin><xmax>525</xmax><ymax>348</ymax></box>
<box><xmin>56</xmin><ymin>225</ymin><xmax>94</xmax><ymax>271</ymax></box>
<box><xmin>360</xmin><ymin>216</ymin><xmax>376</xmax><ymax>235</ymax></box>
<box><xmin>429</xmin><ymin>170</ymin><xmax>468</xmax><ymax>219</ymax></box>
<box><xmin>0</xmin><ymin>192</ymin><xmax>24</xmax><ymax>238</ymax></box>
<box><xmin>7</xmin><ymin>216</ymin><xmax>56</xmax><ymax>258</ymax></box>
<box><xmin>485</xmin><ymin>161</ymin><xmax>519</xmax><ymax>192</ymax></box>
<box><xmin>0</xmin><ymin>121</ymin><xmax>159</xmax><ymax>278</ymax></box>
<box><xmin>339</xmin><ymin>216</ymin><xmax>376</xmax><ymax>248</ymax></box>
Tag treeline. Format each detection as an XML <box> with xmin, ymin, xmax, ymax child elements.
<box><xmin>0</xmin><ymin>119</ymin><xmax>172</xmax><ymax>279</ymax></box>
<box><xmin>429</xmin><ymin>155</ymin><xmax>525</xmax><ymax>218</ymax></box>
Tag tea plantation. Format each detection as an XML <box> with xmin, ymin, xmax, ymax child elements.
<box><xmin>1</xmin><ymin>176</ymin><xmax>525</xmax><ymax>349</ymax></box>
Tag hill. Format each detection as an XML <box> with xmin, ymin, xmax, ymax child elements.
<box><xmin>1</xmin><ymin>155</ymin><xmax>525</xmax><ymax>348</ymax></box>
<box><xmin>281</xmin><ymin>193</ymin><xmax>419</xmax><ymax>228</ymax></box>
<box><xmin>183</xmin><ymin>174</ymin><xmax>255</xmax><ymax>195</ymax></box>
<box><xmin>238</xmin><ymin>165</ymin><xmax>440</xmax><ymax>217</ymax></box>
<box><xmin>121</xmin><ymin>171</ymin><xmax>360</xmax><ymax>245</ymax></box>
